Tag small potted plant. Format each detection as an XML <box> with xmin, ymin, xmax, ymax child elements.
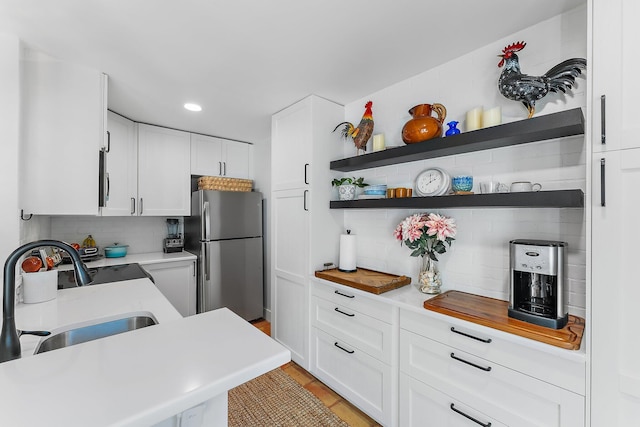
<box><xmin>332</xmin><ymin>177</ymin><xmax>368</xmax><ymax>201</ymax></box>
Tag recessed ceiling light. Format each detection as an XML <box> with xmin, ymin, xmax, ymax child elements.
<box><xmin>184</xmin><ymin>103</ymin><xmax>202</xmax><ymax>112</ymax></box>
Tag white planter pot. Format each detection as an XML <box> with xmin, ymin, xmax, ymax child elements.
<box><xmin>338</xmin><ymin>184</ymin><xmax>357</xmax><ymax>201</ymax></box>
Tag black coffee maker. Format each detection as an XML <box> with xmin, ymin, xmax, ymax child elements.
<box><xmin>508</xmin><ymin>239</ymin><xmax>568</xmax><ymax>329</ymax></box>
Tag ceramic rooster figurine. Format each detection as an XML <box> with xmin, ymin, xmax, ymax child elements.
<box><xmin>333</xmin><ymin>101</ymin><xmax>374</xmax><ymax>154</ymax></box>
<box><xmin>498</xmin><ymin>41</ymin><xmax>586</xmax><ymax>118</ymax></box>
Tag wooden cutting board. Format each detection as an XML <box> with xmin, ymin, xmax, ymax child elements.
<box><xmin>314</xmin><ymin>268</ymin><xmax>411</xmax><ymax>295</ymax></box>
<box><xmin>423</xmin><ymin>290</ymin><xmax>585</xmax><ymax>350</ymax></box>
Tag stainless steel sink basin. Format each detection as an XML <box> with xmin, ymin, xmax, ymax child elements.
<box><xmin>34</xmin><ymin>314</ymin><xmax>158</xmax><ymax>354</ymax></box>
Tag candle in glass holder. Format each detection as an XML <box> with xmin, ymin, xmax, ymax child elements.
<box><xmin>465</xmin><ymin>107</ymin><xmax>483</xmax><ymax>131</ymax></box>
<box><xmin>483</xmin><ymin>106</ymin><xmax>502</xmax><ymax>127</ymax></box>
<box><xmin>372</xmin><ymin>134</ymin><xmax>385</xmax><ymax>151</ymax></box>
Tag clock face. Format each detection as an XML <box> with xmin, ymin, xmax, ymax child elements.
<box><xmin>415</xmin><ymin>168</ymin><xmax>450</xmax><ymax>196</ymax></box>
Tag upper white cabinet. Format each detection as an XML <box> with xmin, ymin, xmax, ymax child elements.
<box><xmin>592</xmin><ymin>0</ymin><xmax>640</xmax><ymax>152</ymax></box>
<box><xmin>190</xmin><ymin>134</ymin><xmax>250</xmax><ymax>179</ymax></box>
<box><xmin>137</xmin><ymin>124</ymin><xmax>191</xmax><ymax>216</ymax></box>
<box><xmin>102</xmin><ymin>111</ymin><xmax>137</xmax><ymax>216</ymax></box>
<box><xmin>20</xmin><ymin>49</ymin><xmax>107</xmax><ymax>215</ymax></box>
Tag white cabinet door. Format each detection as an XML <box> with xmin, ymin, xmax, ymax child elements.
<box><xmin>190</xmin><ymin>134</ymin><xmax>250</xmax><ymax>179</ymax></box>
<box><xmin>102</xmin><ymin>111</ymin><xmax>137</xmax><ymax>216</ymax></box>
<box><xmin>138</xmin><ymin>124</ymin><xmax>191</xmax><ymax>216</ymax></box>
<box><xmin>271</xmin><ymin>98</ymin><xmax>312</xmax><ymax>191</ymax></box>
<box><xmin>142</xmin><ymin>260</ymin><xmax>196</xmax><ymax>317</ymax></box>
<box><xmin>20</xmin><ymin>50</ymin><xmax>107</xmax><ymax>215</ymax></box>
<box><xmin>591</xmin><ymin>148</ymin><xmax>640</xmax><ymax>426</ymax></box>
<box><xmin>592</xmin><ymin>0</ymin><xmax>640</xmax><ymax>152</ymax></box>
<box><xmin>272</xmin><ymin>189</ymin><xmax>309</xmax><ymax>367</ymax></box>
<box><xmin>400</xmin><ymin>373</ymin><xmax>507</xmax><ymax>427</ymax></box>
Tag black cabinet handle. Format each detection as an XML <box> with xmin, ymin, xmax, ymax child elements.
<box><xmin>105</xmin><ymin>130</ymin><xmax>111</xmax><ymax>153</ymax></box>
<box><xmin>450</xmin><ymin>327</ymin><xmax>492</xmax><ymax>343</ymax></box>
<box><xmin>334</xmin><ymin>290</ymin><xmax>355</xmax><ymax>299</ymax></box>
<box><xmin>450</xmin><ymin>352</ymin><xmax>492</xmax><ymax>372</ymax></box>
<box><xmin>304</xmin><ymin>163</ymin><xmax>309</xmax><ymax>184</ymax></box>
<box><xmin>334</xmin><ymin>342</ymin><xmax>354</xmax><ymax>354</ymax></box>
<box><xmin>334</xmin><ymin>307</ymin><xmax>355</xmax><ymax>317</ymax></box>
<box><xmin>601</xmin><ymin>95</ymin><xmax>606</xmax><ymax>145</ymax></box>
<box><xmin>600</xmin><ymin>158</ymin><xmax>606</xmax><ymax>207</ymax></box>
<box><xmin>131</xmin><ymin>198</ymin><xmax>136</xmax><ymax>215</ymax></box>
<box><xmin>303</xmin><ymin>190</ymin><xmax>309</xmax><ymax>211</ymax></box>
<box><xmin>450</xmin><ymin>404</ymin><xmax>492</xmax><ymax>427</ymax></box>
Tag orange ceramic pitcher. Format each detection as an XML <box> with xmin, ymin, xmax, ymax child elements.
<box><xmin>401</xmin><ymin>103</ymin><xmax>447</xmax><ymax>144</ymax></box>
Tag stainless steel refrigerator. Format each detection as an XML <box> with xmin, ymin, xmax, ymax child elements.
<box><xmin>184</xmin><ymin>190</ymin><xmax>264</xmax><ymax>321</ymax></box>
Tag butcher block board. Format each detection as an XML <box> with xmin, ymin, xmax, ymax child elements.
<box><xmin>314</xmin><ymin>268</ymin><xmax>411</xmax><ymax>295</ymax></box>
<box><xmin>423</xmin><ymin>290</ymin><xmax>585</xmax><ymax>350</ymax></box>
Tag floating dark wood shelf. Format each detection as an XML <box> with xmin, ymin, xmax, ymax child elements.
<box><xmin>330</xmin><ymin>190</ymin><xmax>584</xmax><ymax>209</ymax></box>
<box><xmin>329</xmin><ymin>108</ymin><xmax>585</xmax><ymax>172</ymax></box>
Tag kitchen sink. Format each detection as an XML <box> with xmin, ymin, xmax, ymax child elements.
<box><xmin>34</xmin><ymin>313</ymin><xmax>158</xmax><ymax>355</ymax></box>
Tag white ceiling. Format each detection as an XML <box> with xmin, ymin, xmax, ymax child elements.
<box><xmin>0</xmin><ymin>0</ymin><xmax>584</xmax><ymax>144</ymax></box>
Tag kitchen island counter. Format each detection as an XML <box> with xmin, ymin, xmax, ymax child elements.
<box><xmin>2</xmin><ymin>279</ymin><xmax>289</xmax><ymax>426</ymax></box>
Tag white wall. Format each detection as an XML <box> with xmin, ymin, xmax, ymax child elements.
<box><xmin>341</xmin><ymin>7</ymin><xmax>587</xmax><ymax>316</ymax></box>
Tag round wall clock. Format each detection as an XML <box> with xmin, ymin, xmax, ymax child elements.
<box><xmin>415</xmin><ymin>167</ymin><xmax>451</xmax><ymax>197</ymax></box>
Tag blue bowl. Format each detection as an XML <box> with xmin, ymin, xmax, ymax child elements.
<box><xmin>452</xmin><ymin>176</ymin><xmax>473</xmax><ymax>192</ymax></box>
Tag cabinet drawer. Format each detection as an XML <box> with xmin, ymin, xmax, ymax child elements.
<box><xmin>312</xmin><ymin>280</ymin><xmax>394</xmax><ymax>323</ymax></box>
<box><xmin>311</xmin><ymin>296</ymin><xmax>392</xmax><ymax>364</ymax></box>
<box><xmin>400</xmin><ymin>373</ymin><xmax>507</xmax><ymax>427</ymax></box>
<box><xmin>400</xmin><ymin>329</ymin><xmax>584</xmax><ymax>427</ymax></box>
<box><xmin>311</xmin><ymin>327</ymin><xmax>394</xmax><ymax>426</ymax></box>
<box><xmin>400</xmin><ymin>308</ymin><xmax>585</xmax><ymax>394</ymax></box>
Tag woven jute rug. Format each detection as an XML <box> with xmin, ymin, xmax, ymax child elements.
<box><xmin>228</xmin><ymin>368</ymin><xmax>349</xmax><ymax>426</ymax></box>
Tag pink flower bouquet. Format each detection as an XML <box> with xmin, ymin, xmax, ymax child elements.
<box><xmin>394</xmin><ymin>213</ymin><xmax>456</xmax><ymax>261</ymax></box>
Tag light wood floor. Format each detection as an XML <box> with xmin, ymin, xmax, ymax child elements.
<box><xmin>251</xmin><ymin>319</ymin><xmax>381</xmax><ymax>427</ymax></box>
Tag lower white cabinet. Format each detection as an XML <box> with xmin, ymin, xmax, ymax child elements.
<box><xmin>400</xmin><ymin>373</ymin><xmax>507</xmax><ymax>427</ymax></box>
<box><xmin>310</xmin><ymin>280</ymin><xmax>396</xmax><ymax>426</ymax></box>
<box><xmin>142</xmin><ymin>260</ymin><xmax>196</xmax><ymax>317</ymax></box>
<box><xmin>399</xmin><ymin>309</ymin><xmax>585</xmax><ymax>427</ymax></box>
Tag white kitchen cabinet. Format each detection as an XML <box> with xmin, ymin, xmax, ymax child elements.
<box><xmin>142</xmin><ymin>259</ymin><xmax>196</xmax><ymax>317</ymax></box>
<box><xmin>270</xmin><ymin>95</ymin><xmax>344</xmax><ymax>370</ymax></box>
<box><xmin>137</xmin><ymin>124</ymin><xmax>191</xmax><ymax>216</ymax></box>
<box><xmin>591</xmin><ymin>148</ymin><xmax>640</xmax><ymax>426</ymax></box>
<box><xmin>399</xmin><ymin>309</ymin><xmax>585</xmax><ymax>427</ymax></box>
<box><xmin>310</xmin><ymin>280</ymin><xmax>397</xmax><ymax>426</ymax></box>
<box><xmin>102</xmin><ymin>111</ymin><xmax>137</xmax><ymax>216</ymax></box>
<box><xmin>190</xmin><ymin>134</ymin><xmax>250</xmax><ymax>179</ymax></box>
<box><xmin>20</xmin><ymin>49</ymin><xmax>107</xmax><ymax>215</ymax></box>
<box><xmin>592</xmin><ymin>0</ymin><xmax>640</xmax><ymax>153</ymax></box>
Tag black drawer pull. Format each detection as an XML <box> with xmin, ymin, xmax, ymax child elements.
<box><xmin>601</xmin><ymin>94</ymin><xmax>606</xmax><ymax>145</ymax></box>
<box><xmin>334</xmin><ymin>307</ymin><xmax>355</xmax><ymax>317</ymax></box>
<box><xmin>450</xmin><ymin>403</ymin><xmax>491</xmax><ymax>427</ymax></box>
<box><xmin>334</xmin><ymin>342</ymin><xmax>354</xmax><ymax>354</ymax></box>
<box><xmin>450</xmin><ymin>327</ymin><xmax>492</xmax><ymax>343</ymax></box>
<box><xmin>334</xmin><ymin>290</ymin><xmax>355</xmax><ymax>299</ymax></box>
<box><xmin>450</xmin><ymin>353</ymin><xmax>492</xmax><ymax>372</ymax></box>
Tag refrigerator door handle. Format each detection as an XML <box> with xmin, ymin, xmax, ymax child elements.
<box><xmin>203</xmin><ymin>242</ymin><xmax>210</xmax><ymax>281</ymax></box>
<box><xmin>203</xmin><ymin>201</ymin><xmax>211</xmax><ymax>241</ymax></box>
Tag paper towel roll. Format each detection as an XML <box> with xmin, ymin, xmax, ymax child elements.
<box><xmin>339</xmin><ymin>233</ymin><xmax>357</xmax><ymax>272</ymax></box>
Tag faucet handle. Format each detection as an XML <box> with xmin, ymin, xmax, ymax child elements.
<box><xmin>17</xmin><ymin>329</ymin><xmax>51</xmax><ymax>338</ymax></box>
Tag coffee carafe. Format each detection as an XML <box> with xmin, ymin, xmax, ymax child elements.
<box><xmin>508</xmin><ymin>239</ymin><xmax>568</xmax><ymax>329</ymax></box>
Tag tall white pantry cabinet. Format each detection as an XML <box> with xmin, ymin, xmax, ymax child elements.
<box><xmin>270</xmin><ymin>95</ymin><xmax>344</xmax><ymax>368</ymax></box>
<box><xmin>590</xmin><ymin>0</ymin><xmax>640</xmax><ymax>424</ymax></box>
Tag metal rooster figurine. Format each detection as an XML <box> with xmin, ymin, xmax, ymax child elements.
<box><xmin>333</xmin><ymin>101</ymin><xmax>374</xmax><ymax>155</ymax></box>
<box><xmin>498</xmin><ymin>41</ymin><xmax>586</xmax><ymax>118</ymax></box>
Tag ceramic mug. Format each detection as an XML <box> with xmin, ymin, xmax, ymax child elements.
<box><xmin>510</xmin><ymin>181</ymin><xmax>542</xmax><ymax>192</ymax></box>
<box><xmin>480</xmin><ymin>181</ymin><xmax>508</xmax><ymax>194</ymax></box>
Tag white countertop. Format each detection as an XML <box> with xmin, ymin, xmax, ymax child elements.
<box><xmin>311</xmin><ymin>276</ymin><xmax>586</xmax><ymax>363</ymax></box>
<box><xmin>3</xmin><ymin>279</ymin><xmax>290</xmax><ymax>426</ymax></box>
<box><xmin>57</xmin><ymin>250</ymin><xmax>197</xmax><ymax>271</ymax></box>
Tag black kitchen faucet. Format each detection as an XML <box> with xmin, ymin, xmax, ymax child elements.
<box><xmin>0</xmin><ymin>240</ymin><xmax>93</xmax><ymax>363</ymax></box>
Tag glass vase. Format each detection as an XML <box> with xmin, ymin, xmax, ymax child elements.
<box><xmin>419</xmin><ymin>255</ymin><xmax>442</xmax><ymax>294</ymax></box>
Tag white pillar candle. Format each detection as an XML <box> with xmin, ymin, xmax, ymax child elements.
<box><xmin>465</xmin><ymin>107</ymin><xmax>483</xmax><ymax>131</ymax></box>
<box><xmin>372</xmin><ymin>134</ymin><xmax>385</xmax><ymax>151</ymax></box>
<box><xmin>483</xmin><ymin>106</ymin><xmax>502</xmax><ymax>128</ymax></box>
